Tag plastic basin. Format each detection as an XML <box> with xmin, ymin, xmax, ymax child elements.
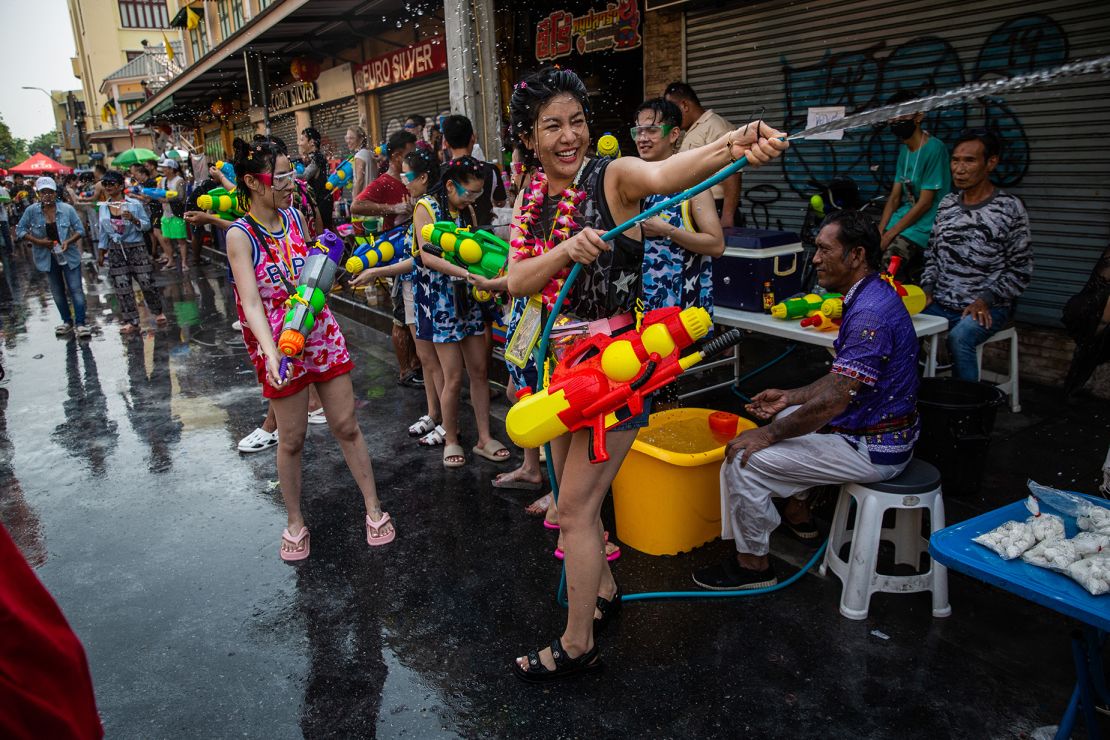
<box><xmin>915</xmin><ymin>378</ymin><xmax>1006</xmax><ymax>496</ymax></box>
<box><xmin>612</xmin><ymin>407</ymin><xmax>756</xmax><ymax>556</ymax></box>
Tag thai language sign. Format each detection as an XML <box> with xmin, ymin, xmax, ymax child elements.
<box><xmin>353</xmin><ymin>36</ymin><xmax>448</xmax><ymax>93</ymax></box>
<box><xmin>535</xmin><ymin>0</ymin><xmax>642</xmax><ymax>61</ymax></box>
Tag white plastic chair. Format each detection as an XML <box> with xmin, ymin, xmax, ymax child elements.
<box><xmin>977</xmin><ymin>326</ymin><xmax>1020</xmax><ymax>412</ymax></box>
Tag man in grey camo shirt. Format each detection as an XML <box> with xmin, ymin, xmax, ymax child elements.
<box><xmin>920</xmin><ymin>129</ymin><xmax>1033</xmax><ymax>381</ymax></box>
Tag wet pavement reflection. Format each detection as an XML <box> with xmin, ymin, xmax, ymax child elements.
<box><xmin>0</xmin><ymin>250</ymin><xmax>1107</xmax><ymax>738</ymax></box>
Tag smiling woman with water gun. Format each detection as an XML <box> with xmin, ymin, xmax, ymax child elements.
<box><xmin>224</xmin><ymin>137</ymin><xmax>395</xmax><ymax>562</ymax></box>
<box><xmin>505</xmin><ymin>67</ymin><xmax>787</xmax><ymax>682</ymax></box>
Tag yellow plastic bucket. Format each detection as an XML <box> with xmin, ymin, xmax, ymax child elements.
<box><xmin>612</xmin><ymin>408</ymin><xmax>756</xmax><ymax>556</ymax></box>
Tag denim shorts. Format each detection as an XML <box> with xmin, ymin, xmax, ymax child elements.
<box><xmin>610</xmin><ymin>394</ymin><xmax>654</xmax><ymax>433</ymax></box>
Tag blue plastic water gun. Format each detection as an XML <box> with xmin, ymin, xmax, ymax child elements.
<box><xmin>214</xmin><ymin>160</ymin><xmax>237</xmax><ymax>186</ymax></box>
<box><xmin>372</xmin><ymin>142</ymin><xmax>387</xmax><ymax>157</ymax></box>
<box><xmin>345</xmin><ymin>224</ymin><xmax>408</xmax><ymax>273</ymax></box>
<box><xmin>129</xmin><ymin>186</ymin><xmax>178</xmax><ymax>199</ymax></box>
<box><xmin>326</xmin><ymin>157</ymin><xmax>355</xmax><ymax>192</ymax></box>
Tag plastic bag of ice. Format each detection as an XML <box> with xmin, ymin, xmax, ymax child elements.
<box><xmin>1024</xmin><ymin>496</ymin><xmax>1065</xmax><ymax>542</ymax></box>
<box><xmin>974</xmin><ymin>520</ymin><xmax>1036</xmax><ymax>560</ymax></box>
<box><xmin>1072</xmin><ymin>531</ymin><xmax>1110</xmax><ymax>556</ymax></box>
<box><xmin>1066</xmin><ymin>555</ymin><xmax>1110</xmax><ymax>596</ymax></box>
<box><xmin>1027</xmin><ymin>480</ymin><xmax>1110</xmax><ymax>534</ymax></box>
<box><xmin>1022</xmin><ymin>538</ymin><xmax>1079</xmax><ymax>572</ymax></box>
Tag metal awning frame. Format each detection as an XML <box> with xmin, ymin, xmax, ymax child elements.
<box><xmin>129</xmin><ymin>0</ymin><xmax>440</xmax><ymax>126</ymax></box>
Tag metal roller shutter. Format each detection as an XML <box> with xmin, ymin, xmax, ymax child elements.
<box><xmin>377</xmin><ymin>74</ymin><xmax>452</xmax><ymax>138</ymax></box>
<box><xmin>269</xmin><ymin>113</ymin><xmax>297</xmax><ymax>150</ymax></box>
<box><xmin>203</xmin><ymin>129</ymin><xmax>224</xmax><ymax>161</ymax></box>
<box><xmin>685</xmin><ymin>0</ymin><xmax>1110</xmax><ymax>326</ymax></box>
<box><xmin>232</xmin><ymin>118</ymin><xmax>255</xmax><ymax>144</ymax></box>
<box><xmin>310</xmin><ymin>96</ymin><xmax>360</xmax><ymax>159</ymax></box>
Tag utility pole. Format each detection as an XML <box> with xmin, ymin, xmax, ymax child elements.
<box><xmin>444</xmin><ymin>0</ymin><xmax>502</xmax><ymax>160</ymax></box>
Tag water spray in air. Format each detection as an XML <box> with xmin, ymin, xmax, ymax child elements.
<box><xmin>786</xmin><ymin>55</ymin><xmax>1110</xmax><ymax>141</ymax></box>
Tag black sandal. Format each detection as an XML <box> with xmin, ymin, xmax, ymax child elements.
<box><xmin>783</xmin><ymin>518</ymin><xmax>820</xmax><ymax>542</ymax></box>
<box><xmin>594</xmin><ymin>585</ymin><xmax>622</xmax><ymax>635</ymax></box>
<box><xmin>512</xmin><ymin>638</ymin><xmax>602</xmax><ymax>684</ymax></box>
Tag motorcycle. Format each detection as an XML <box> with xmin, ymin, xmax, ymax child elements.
<box><xmin>798</xmin><ymin>176</ymin><xmax>886</xmax><ymax>290</ymax></box>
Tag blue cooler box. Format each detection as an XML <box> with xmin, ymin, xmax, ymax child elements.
<box><xmin>712</xmin><ymin>228</ymin><xmax>804</xmax><ymax>311</ymax></box>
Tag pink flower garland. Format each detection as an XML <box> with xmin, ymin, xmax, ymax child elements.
<box><xmin>509</xmin><ymin>171</ymin><xmax>588</xmax><ymax>310</ymax></box>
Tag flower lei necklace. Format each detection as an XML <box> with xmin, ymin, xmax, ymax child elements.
<box><xmin>509</xmin><ymin>168</ymin><xmax>588</xmax><ymax>310</ymax></box>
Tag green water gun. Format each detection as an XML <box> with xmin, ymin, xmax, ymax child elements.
<box><xmin>419</xmin><ymin>221</ymin><xmax>509</xmax><ymax>280</ymax></box>
<box><xmin>196</xmin><ymin>187</ymin><xmax>243</xmax><ymax>220</ymax></box>
<box><xmin>770</xmin><ymin>292</ymin><xmax>842</xmax><ymax>320</ymax></box>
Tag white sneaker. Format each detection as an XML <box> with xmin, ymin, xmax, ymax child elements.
<box><xmin>237</xmin><ymin>427</ymin><xmax>278</xmax><ymax>453</ymax></box>
<box><xmin>75</xmin><ymin>325</ymin><xmax>92</xmax><ymax>339</ymax></box>
<box><xmin>307</xmin><ymin>408</ymin><xmax>327</xmax><ymax>425</ymax></box>
<box><xmin>55</xmin><ymin>324</ymin><xmax>73</xmax><ymax>336</ymax></box>
<box><xmin>232</xmin><ymin>320</ymin><xmax>243</xmax><ymax>331</ymax></box>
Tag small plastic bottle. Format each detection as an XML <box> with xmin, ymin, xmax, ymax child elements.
<box><xmin>52</xmin><ymin>241</ymin><xmax>66</xmax><ymax>265</ymax></box>
<box><xmin>761</xmin><ymin>281</ymin><xmax>775</xmax><ymax>313</ymax></box>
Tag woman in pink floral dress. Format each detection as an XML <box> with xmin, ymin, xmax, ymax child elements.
<box><xmin>225</xmin><ymin>138</ymin><xmax>395</xmax><ymax>561</ymax></box>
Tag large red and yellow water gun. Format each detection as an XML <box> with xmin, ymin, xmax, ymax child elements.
<box><xmin>819</xmin><ymin>255</ymin><xmax>926</xmax><ymax>321</ymax></box>
<box><xmin>505</xmin><ymin>306</ymin><xmax>742</xmax><ymax>463</ymax></box>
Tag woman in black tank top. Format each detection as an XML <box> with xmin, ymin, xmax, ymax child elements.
<box><xmin>506</xmin><ymin>67</ymin><xmax>788</xmax><ymax>682</ymax></box>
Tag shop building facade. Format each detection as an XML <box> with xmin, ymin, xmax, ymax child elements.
<box><xmin>495</xmin><ymin>0</ymin><xmax>646</xmax><ymax>160</ymax></box>
<box><xmin>642</xmin><ymin>0</ymin><xmax>1110</xmax><ymax>334</ymax></box>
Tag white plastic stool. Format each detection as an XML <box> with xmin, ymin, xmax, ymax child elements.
<box><xmin>977</xmin><ymin>326</ymin><xmax>1020</xmax><ymax>412</ymax></box>
<box><xmin>820</xmin><ymin>459</ymin><xmax>952</xmax><ymax>620</ymax></box>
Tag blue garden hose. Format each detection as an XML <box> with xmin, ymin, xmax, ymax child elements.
<box><xmin>530</xmin><ymin>150</ymin><xmax>825</xmax><ymax>606</ymax></box>
<box><xmin>730</xmin><ymin>343</ymin><xmax>797</xmax><ymax>404</ymax></box>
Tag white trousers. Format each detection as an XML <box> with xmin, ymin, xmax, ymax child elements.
<box><xmin>721</xmin><ymin>409</ymin><xmax>905</xmax><ymax>556</ymax></box>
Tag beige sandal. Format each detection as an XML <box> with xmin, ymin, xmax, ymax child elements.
<box><xmin>473</xmin><ymin>439</ymin><xmax>511</xmax><ymax>463</ymax></box>
<box><xmin>443</xmin><ymin>443</ymin><xmax>466</xmax><ymax>468</ymax></box>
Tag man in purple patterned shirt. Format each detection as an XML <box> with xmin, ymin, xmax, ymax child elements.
<box><xmin>695</xmin><ymin>210</ymin><xmax>920</xmax><ymax>591</ymax></box>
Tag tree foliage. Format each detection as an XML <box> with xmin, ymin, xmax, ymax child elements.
<box><xmin>28</xmin><ymin>131</ymin><xmax>59</xmax><ymax>156</ymax></box>
<box><xmin>0</xmin><ymin>115</ymin><xmax>29</xmax><ymax>165</ymax></box>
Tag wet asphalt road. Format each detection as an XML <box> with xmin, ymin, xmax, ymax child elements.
<box><xmin>0</xmin><ymin>252</ymin><xmax>1107</xmax><ymax>739</ymax></box>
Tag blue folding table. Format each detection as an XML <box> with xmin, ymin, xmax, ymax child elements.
<box><xmin>930</xmin><ymin>494</ymin><xmax>1110</xmax><ymax>739</ymax></box>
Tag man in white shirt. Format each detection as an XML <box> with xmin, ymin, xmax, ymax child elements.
<box><xmin>664</xmin><ymin>81</ymin><xmax>742</xmax><ymax>228</ymax></box>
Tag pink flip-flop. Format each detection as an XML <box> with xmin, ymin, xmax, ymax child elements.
<box><xmin>554</xmin><ymin>533</ymin><xmax>621</xmax><ymax>562</ymax></box>
<box><xmin>543</xmin><ymin>520</ymin><xmax>560</xmax><ymax>531</ymax></box>
<box><xmin>280</xmin><ymin>526</ymin><xmax>310</xmax><ymax>561</ymax></box>
<box><xmin>366</xmin><ymin>512</ymin><xmax>396</xmax><ymax>546</ymax></box>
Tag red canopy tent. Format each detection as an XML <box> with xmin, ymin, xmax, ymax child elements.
<box><xmin>8</xmin><ymin>153</ymin><xmax>72</xmax><ymax>176</ymax></box>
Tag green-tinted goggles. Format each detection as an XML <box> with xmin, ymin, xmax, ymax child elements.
<box><xmin>630</xmin><ymin>124</ymin><xmax>674</xmax><ymax>139</ymax></box>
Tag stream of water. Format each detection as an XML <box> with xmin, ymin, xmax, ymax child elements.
<box><xmin>787</xmin><ymin>55</ymin><xmax>1110</xmax><ymax>141</ymax></box>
